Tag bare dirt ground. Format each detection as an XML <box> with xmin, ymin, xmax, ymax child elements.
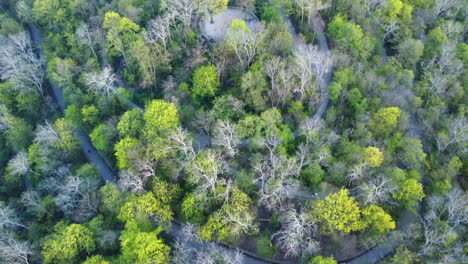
<box><xmin>200</xmin><ymin>8</ymin><xmax>264</xmax><ymax>42</ymax></box>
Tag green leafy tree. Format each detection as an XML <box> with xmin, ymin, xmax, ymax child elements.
<box><xmin>191</xmin><ymin>64</ymin><xmax>220</xmax><ymax>99</ymax></box>
<box><xmin>363</xmin><ymin>146</ymin><xmax>384</xmax><ymax>168</ymax></box>
<box><xmin>361</xmin><ymin>205</ymin><xmax>396</xmax><ymax>233</ymax></box>
<box><xmin>371</xmin><ymin>107</ymin><xmax>402</xmax><ymax>137</ymax></box>
<box><xmin>199</xmin><ymin>188</ymin><xmax>258</xmax><ymax>242</ymax></box>
<box><xmin>83</xmin><ymin>255</ymin><xmax>110</xmax><ymax>264</ymax></box>
<box><xmin>117</xmin><ymin>108</ymin><xmax>144</xmax><ymax>138</ymax></box>
<box><xmin>1</xmin><ymin>113</ymin><xmax>32</xmax><ymax>152</ymax></box>
<box><xmin>118</xmin><ymin>192</ymin><xmax>173</xmax><ymax>230</ymax></box>
<box><xmin>312</xmin><ymin>189</ymin><xmax>364</xmax><ymax>234</ymax></box>
<box><xmin>102</xmin><ymin>12</ymin><xmax>140</xmax><ymax>63</ymax></box>
<box><xmin>81</xmin><ymin>105</ymin><xmax>99</xmax><ymax>128</ymax></box>
<box><xmin>309</xmin><ymin>255</ymin><xmax>337</xmax><ymax>264</ymax></box>
<box><xmin>393</xmin><ymin>179</ymin><xmax>425</xmax><ymax>208</ymax></box>
<box><xmin>328</xmin><ymin>15</ymin><xmax>372</xmax><ymax>58</ymax></box>
<box><xmin>99</xmin><ymin>183</ymin><xmax>126</xmax><ymax>219</ymax></box>
<box><xmin>387</xmin><ymin>247</ymin><xmax>416</xmax><ymax>264</ymax></box>
<box><xmin>144</xmin><ymin>99</ymin><xmax>179</xmax><ymax>139</ymax></box>
<box><xmin>42</xmin><ymin>222</ymin><xmax>96</xmax><ymax>264</ymax></box>
<box><xmin>54</xmin><ymin>118</ymin><xmax>79</xmax><ymax>153</ymax></box>
<box><xmin>90</xmin><ymin>124</ymin><xmax>115</xmax><ymax>153</ymax></box>
<box><xmin>114</xmin><ymin>137</ymin><xmax>142</xmax><ymax>169</ymax></box>
<box><xmin>347</xmin><ymin>88</ymin><xmax>368</xmax><ymax>115</ymax></box>
<box><xmin>119</xmin><ymin>221</ymin><xmax>171</xmax><ymax>264</ymax></box>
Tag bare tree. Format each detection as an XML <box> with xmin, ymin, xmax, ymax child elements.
<box><xmin>20</xmin><ymin>191</ymin><xmax>47</xmax><ymax>216</ymax></box>
<box><xmin>34</xmin><ymin>121</ymin><xmax>59</xmax><ymax>146</ymax></box>
<box><xmin>347</xmin><ymin>162</ymin><xmax>369</xmax><ymax>185</ymax></box>
<box><xmin>254</xmin><ymin>139</ymin><xmax>301</xmax><ymax>210</ymax></box>
<box><xmin>272</xmin><ymin>208</ymin><xmax>319</xmax><ymax>258</ymax></box>
<box><xmin>145</xmin><ymin>15</ymin><xmax>175</xmax><ymax>51</ymax></box>
<box><xmin>74</xmin><ymin>192</ymin><xmax>99</xmax><ymax>223</ymax></box>
<box><xmin>0</xmin><ymin>232</ymin><xmax>31</xmax><ymax>264</ymax></box>
<box><xmin>0</xmin><ymin>204</ymin><xmax>27</xmax><ymax>231</ymax></box>
<box><xmin>362</xmin><ymin>0</ymin><xmax>387</xmax><ymax>17</ymax></box>
<box><xmin>0</xmin><ymin>32</ymin><xmax>44</xmax><ymax>96</ymax></box>
<box><xmin>168</xmin><ymin>0</ymin><xmax>197</xmax><ymax>34</ymax></box>
<box><xmin>54</xmin><ymin>175</ymin><xmax>100</xmax><ymax>218</ymax></box>
<box><xmin>266</xmin><ymin>57</ymin><xmax>294</xmax><ymax>108</ymax></box>
<box><xmin>436</xmin><ymin>117</ymin><xmax>468</xmax><ymax>153</ymax></box>
<box><xmin>76</xmin><ymin>23</ymin><xmax>98</xmax><ymax>59</ymax></box>
<box><xmin>431</xmin><ymin>0</ymin><xmax>463</xmax><ymax>23</ymax></box>
<box><xmin>186</xmin><ymin>150</ymin><xmax>223</xmax><ymax>197</ymax></box>
<box><xmin>118</xmin><ymin>169</ymin><xmax>149</xmax><ymax>193</ymax></box>
<box><xmin>383</xmin><ymin>19</ymin><xmax>399</xmax><ymax>42</ymax></box>
<box><xmin>359</xmin><ymin>176</ymin><xmax>397</xmax><ymax>205</ymax></box>
<box><xmin>84</xmin><ymin>67</ymin><xmax>117</xmax><ymax>96</ymax></box>
<box><xmin>6</xmin><ymin>152</ymin><xmax>36</xmax><ymax>178</ymax></box>
<box><xmin>294</xmin><ymin>44</ymin><xmax>332</xmax><ymax>106</ymax></box>
<box><xmin>213</xmin><ymin>120</ymin><xmax>240</xmax><ymax>157</ymax></box>
<box><xmin>169</xmin><ymin>127</ymin><xmax>196</xmax><ymax>178</ymax></box>
<box><xmin>225</xmin><ymin>24</ymin><xmax>264</xmax><ymax>70</ymax></box>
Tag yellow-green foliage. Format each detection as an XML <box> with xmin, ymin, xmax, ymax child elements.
<box><xmin>312</xmin><ymin>189</ymin><xmax>364</xmax><ymax>234</ymax></box>
<box><xmin>363</xmin><ymin>146</ymin><xmax>384</xmax><ymax>168</ymax></box>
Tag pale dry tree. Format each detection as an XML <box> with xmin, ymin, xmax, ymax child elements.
<box><xmin>272</xmin><ymin>208</ymin><xmax>320</xmax><ymax>258</ymax></box>
<box><xmin>0</xmin><ymin>204</ymin><xmax>27</xmax><ymax>231</ymax></box>
<box><xmin>34</xmin><ymin>121</ymin><xmax>59</xmax><ymax>146</ymax></box>
<box><xmin>167</xmin><ymin>0</ymin><xmax>197</xmax><ymax>34</ymax></box>
<box><xmin>0</xmin><ymin>232</ymin><xmax>31</xmax><ymax>264</ymax></box>
<box><xmin>359</xmin><ymin>175</ymin><xmax>397</xmax><ymax>206</ymax></box>
<box><xmin>254</xmin><ymin>138</ymin><xmax>301</xmax><ymax>210</ymax></box>
<box><xmin>6</xmin><ymin>152</ymin><xmax>36</xmax><ymax>178</ymax></box>
<box><xmin>20</xmin><ymin>191</ymin><xmax>47</xmax><ymax>216</ymax></box>
<box><xmin>186</xmin><ymin>150</ymin><xmax>223</xmax><ymax>197</ymax></box>
<box><xmin>225</xmin><ymin>23</ymin><xmax>265</xmax><ymax>70</ymax></box>
<box><xmin>212</xmin><ymin>120</ymin><xmax>240</xmax><ymax>158</ymax></box>
<box><xmin>0</xmin><ymin>32</ymin><xmax>44</xmax><ymax>96</ymax></box>
<box><xmin>84</xmin><ymin>67</ymin><xmax>117</xmax><ymax>96</ymax></box>
<box><xmin>118</xmin><ymin>169</ymin><xmax>149</xmax><ymax>193</ymax></box>
<box><xmin>76</xmin><ymin>23</ymin><xmax>98</xmax><ymax>59</ymax></box>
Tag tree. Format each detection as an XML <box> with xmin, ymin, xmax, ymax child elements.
<box><xmin>199</xmin><ymin>0</ymin><xmax>229</xmax><ymax>23</ymax></box>
<box><xmin>102</xmin><ymin>12</ymin><xmax>140</xmax><ymax>64</ymax></box>
<box><xmin>6</xmin><ymin>152</ymin><xmax>35</xmax><ymax>179</ymax></box>
<box><xmin>328</xmin><ymin>15</ymin><xmax>371</xmax><ymax>58</ymax></box>
<box><xmin>76</xmin><ymin>23</ymin><xmax>99</xmax><ymax>60</ymax></box>
<box><xmin>272</xmin><ymin>208</ymin><xmax>319</xmax><ymax>258</ymax></box>
<box><xmin>309</xmin><ymin>255</ymin><xmax>337</xmax><ymax>264</ymax></box>
<box><xmin>225</xmin><ymin>19</ymin><xmax>264</xmax><ymax>70</ymax></box>
<box><xmin>361</xmin><ymin>205</ymin><xmax>396</xmax><ymax>233</ymax></box>
<box><xmin>393</xmin><ymin>179</ymin><xmax>425</xmax><ymax>208</ymax></box>
<box><xmin>371</xmin><ymin>107</ymin><xmax>402</xmax><ymax>137</ymax></box>
<box><xmin>0</xmin><ymin>232</ymin><xmax>31</xmax><ymax>264</ymax></box>
<box><xmin>168</xmin><ymin>0</ymin><xmax>197</xmax><ymax>34</ymax></box>
<box><xmin>144</xmin><ymin>99</ymin><xmax>179</xmax><ymax>139</ymax></box>
<box><xmin>0</xmin><ymin>204</ymin><xmax>27</xmax><ymax>231</ymax></box>
<box><xmin>118</xmin><ymin>192</ymin><xmax>173</xmax><ymax>230</ymax></box>
<box><xmin>359</xmin><ymin>176</ymin><xmax>397</xmax><ymax>205</ymax></box>
<box><xmin>119</xmin><ymin>221</ymin><xmax>171</xmax><ymax>264</ymax></box>
<box><xmin>396</xmin><ymin>39</ymin><xmax>424</xmax><ymax>68</ymax></box>
<box><xmin>212</xmin><ymin>120</ymin><xmax>240</xmax><ymax>157</ymax></box>
<box><xmin>90</xmin><ymin>124</ymin><xmax>115</xmax><ymax>153</ymax></box>
<box><xmin>41</xmin><ymin>223</ymin><xmax>95</xmax><ymax>264</ymax></box>
<box><xmin>199</xmin><ymin>188</ymin><xmax>258</xmax><ymax>242</ymax></box>
<box><xmin>83</xmin><ymin>255</ymin><xmax>110</xmax><ymax>264</ymax></box>
<box><xmin>114</xmin><ymin>137</ymin><xmax>142</xmax><ymax>170</ymax></box>
<box><xmin>363</xmin><ymin>146</ymin><xmax>384</xmax><ymax>168</ymax></box>
<box><xmin>312</xmin><ymin>189</ymin><xmax>364</xmax><ymax>234</ymax></box>
<box><xmin>84</xmin><ymin>67</ymin><xmax>117</xmax><ymax>97</ymax></box>
<box><xmin>191</xmin><ymin>64</ymin><xmax>220</xmax><ymax>98</ymax></box>
<box><xmin>0</xmin><ymin>32</ymin><xmax>44</xmax><ymax>96</ymax></box>
<box><xmin>117</xmin><ymin>109</ymin><xmax>144</xmax><ymax>138</ymax></box>
<box><xmin>186</xmin><ymin>149</ymin><xmax>223</xmax><ymax>197</ymax></box>
<box><xmin>98</xmin><ymin>183</ymin><xmax>125</xmax><ymax>219</ymax></box>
